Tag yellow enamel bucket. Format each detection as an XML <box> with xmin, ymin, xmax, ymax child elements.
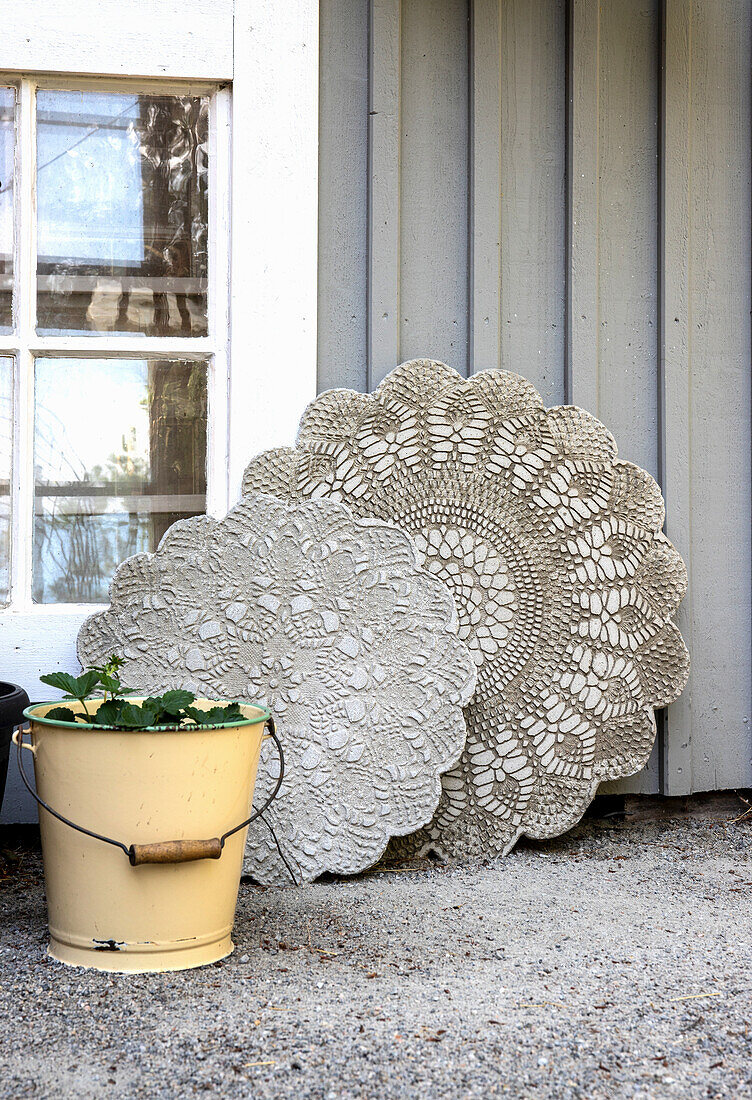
<box><xmin>15</xmin><ymin>699</ymin><xmax>274</xmax><ymax>973</ymax></box>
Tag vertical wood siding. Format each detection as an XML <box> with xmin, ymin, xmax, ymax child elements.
<box><xmin>496</xmin><ymin>0</ymin><xmax>567</xmax><ymax>403</ymax></box>
<box><xmin>662</xmin><ymin>0</ymin><xmax>752</xmax><ymax>794</ymax></box>
<box><xmin>318</xmin><ymin>0</ymin><xmax>370</xmax><ymax>392</ymax></box>
<box><xmin>318</xmin><ymin>0</ymin><xmax>752</xmax><ymax>794</ymax></box>
<box><xmin>400</xmin><ymin>0</ymin><xmax>470</xmax><ymax>373</ymax></box>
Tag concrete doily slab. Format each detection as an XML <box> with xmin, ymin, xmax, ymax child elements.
<box><xmin>78</xmin><ymin>492</ymin><xmax>477</xmax><ymax>883</ymax></box>
<box><xmin>242</xmin><ymin>360</ymin><xmax>690</xmax><ymax>859</ymax></box>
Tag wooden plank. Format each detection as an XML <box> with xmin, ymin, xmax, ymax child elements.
<box><xmin>399</xmin><ymin>0</ymin><xmax>470</xmax><ymax>377</ymax></box>
<box><xmin>229</xmin><ymin>0</ymin><xmax>320</xmax><ymax>494</ymax></box>
<box><xmin>661</xmin><ymin>0</ymin><xmax>693</xmax><ymax>795</ymax></box>
<box><xmin>0</xmin><ymin>0</ymin><xmax>234</xmax><ymax>80</ymax></box>
<box><xmin>499</xmin><ymin>0</ymin><xmax>567</xmax><ymax>404</ymax></box>
<box><xmin>569</xmin><ymin>0</ymin><xmax>662</xmax><ymax>795</ymax></box>
<box><xmin>368</xmin><ymin>0</ymin><xmax>402</xmax><ymax>388</ymax></box>
<box><xmin>318</xmin><ymin>0</ymin><xmax>370</xmax><ymax>393</ymax></box>
<box><xmin>595</xmin><ymin>0</ymin><xmax>660</xmax><ymax>481</ymax></box>
<box><xmin>567</xmin><ymin>0</ymin><xmax>600</xmax><ymax>411</ymax></box>
<box><xmin>470</xmin><ymin>0</ymin><xmax>501</xmax><ymax>374</ymax></box>
<box><xmin>662</xmin><ymin>0</ymin><xmax>752</xmax><ymax>794</ymax></box>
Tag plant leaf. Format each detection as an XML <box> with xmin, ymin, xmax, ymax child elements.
<box><xmin>158</xmin><ymin>689</ymin><xmax>196</xmax><ymax>716</ymax></box>
<box><xmin>112</xmin><ymin>702</ymin><xmax>145</xmax><ymax>729</ymax></box>
<box><xmin>200</xmin><ymin>703</ymin><xmax>244</xmax><ymax>726</ymax></box>
<box><xmin>40</xmin><ymin>672</ymin><xmax>91</xmax><ymax>697</ymax></box>
<box><xmin>72</xmin><ymin>670</ymin><xmax>103</xmax><ymax>698</ymax></box>
<box><xmin>97</xmin><ymin>672</ymin><xmax>123</xmax><ymax>695</ymax></box>
<box><xmin>137</xmin><ymin>700</ymin><xmax>165</xmax><ymax>728</ymax></box>
<box><xmin>45</xmin><ymin>706</ymin><xmax>80</xmax><ymax>724</ymax></box>
<box><xmin>139</xmin><ymin>696</ymin><xmax>170</xmax><ymax>726</ymax></box>
<box><xmin>95</xmin><ymin>669</ymin><xmax>136</xmax><ymax>697</ymax></box>
<box><xmin>41</xmin><ymin>669</ymin><xmax>102</xmax><ymax>701</ymax></box>
<box><xmin>91</xmin><ymin>700</ymin><xmax>122</xmax><ymax>727</ymax></box>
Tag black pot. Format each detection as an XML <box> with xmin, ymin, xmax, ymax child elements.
<box><xmin>0</xmin><ymin>683</ymin><xmax>30</xmax><ymax>815</ymax></box>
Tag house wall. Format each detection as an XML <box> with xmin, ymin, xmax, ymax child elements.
<box><xmin>317</xmin><ymin>0</ymin><xmax>752</xmax><ymax>796</ymax></box>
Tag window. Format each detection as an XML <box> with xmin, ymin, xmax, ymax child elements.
<box><xmin>0</xmin><ymin>77</ymin><xmax>230</xmax><ymax>608</ymax></box>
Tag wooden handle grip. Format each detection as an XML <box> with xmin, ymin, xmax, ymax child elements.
<box><xmin>129</xmin><ymin>838</ymin><xmax>222</xmax><ymax>865</ymax></box>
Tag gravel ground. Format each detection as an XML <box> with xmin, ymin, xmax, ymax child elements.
<box><xmin>1</xmin><ymin>800</ymin><xmax>750</xmax><ymax>1100</ymax></box>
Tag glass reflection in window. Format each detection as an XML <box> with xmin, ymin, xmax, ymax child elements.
<box><xmin>0</xmin><ymin>89</ymin><xmax>14</xmax><ymax>333</ymax></box>
<box><xmin>36</xmin><ymin>91</ymin><xmax>209</xmax><ymax>337</ymax></box>
<box><xmin>33</xmin><ymin>358</ymin><xmax>207</xmax><ymax>603</ymax></box>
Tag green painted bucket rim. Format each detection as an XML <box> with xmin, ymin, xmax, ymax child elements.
<box><xmin>23</xmin><ymin>699</ymin><xmax>271</xmax><ymax>733</ymax></box>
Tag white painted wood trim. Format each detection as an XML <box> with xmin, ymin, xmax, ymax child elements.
<box><xmin>0</xmin><ymin>336</ymin><xmax>214</xmax><ymax>357</ymax></box>
<box><xmin>367</xmin><ymin>0</ymin><xmax>401</xmax><ymax>389</ymax></box>
<box><xmin>10</xmin><ymin>81</ymin><xmax>35</xmax><ymax>609</ymax></box>
<box><xmin>0</xmin><ymin>0</ymin><xmax>234</xmax><ymax>82</ymax></box>
<box><xmin>228</xmin><ymin>0</ymin><xmax>320</xmax><ymax>498</ymax></box>
<box><xmin>206</xmin><ymin>85</ymin><xmax>232</xmax><ymax>518</ymax></box>
<box><xmin>1</xmin><ymin>74</ymin><xmax>221</xmax><ymax>98</ymax></box>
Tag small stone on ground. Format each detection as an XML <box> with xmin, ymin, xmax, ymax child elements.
<box><xmin>0</xmin><ymin>803</ymin><xmax>750</xmax><ymax>1099</ymax></box>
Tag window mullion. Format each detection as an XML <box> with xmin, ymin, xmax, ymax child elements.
<box><xmin>28</xmin><ymin>335</ymin><xmax>214</xmax><ymax>358</ymax></box>
<box><xmin>9</xmin><ymin>79</ymin><xmax>36</xmax><ymax>608</ymax></box>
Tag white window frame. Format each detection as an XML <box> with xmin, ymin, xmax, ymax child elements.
<box><xmin>1</xmin><ymin>73</ymin><xmax>231</xmax><ymax>615</ymax></box>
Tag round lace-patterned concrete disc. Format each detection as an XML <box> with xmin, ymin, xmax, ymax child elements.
<box><xmin>241</xmin><ymin>360</ymin><xmax>690</xmax><ymax>859</ymax></box>
<box><xmin>77</xmin><ymin>492</ymin><xmax>476</xmax><ymax>883</ymax></box>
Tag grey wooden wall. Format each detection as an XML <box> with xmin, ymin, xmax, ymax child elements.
<box><xmin>317</xmin><ymin>0</ymin><xmax>752</xmax><ymax>796</ymax></box>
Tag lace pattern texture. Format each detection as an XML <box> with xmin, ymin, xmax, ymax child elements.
<box><xmin>77</xmin><ymin>492</ymin><xmax>477</xmax><ymax>882</ymax></box>
<box><xmin>241</xmin><ymin>360</ymin><xmax>690</xmax><ymax>859</ymax></box>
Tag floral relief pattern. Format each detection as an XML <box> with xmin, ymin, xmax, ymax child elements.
<box><xmin>241</xmin><ymin>359</ymin><xmax>690</xmax><ymax>859</ymax></box>
<box><xmin>77</xmin><ymin>492</ymin><xmax>477</xmax><ymax>883</ymax></box>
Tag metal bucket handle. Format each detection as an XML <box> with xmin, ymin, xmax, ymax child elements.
<box><xmin>13</xmin><ymin>715</ymin><xmax>285</xmax><ymax>867</ymax></box>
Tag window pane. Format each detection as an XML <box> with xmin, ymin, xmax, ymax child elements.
<box><xmin>0</xmin><ymin>88</ymin><xmax>14</xmax><ymax>334</ymax></box>
<box><xmin>33</xmin><ymin>358</ymin><xmax>207</xmax><ymax>604</ymax></box>
<box><xmin>36</xmin><ymin>91</ymin><xmax>209</xmax><ymax>337</ymax></box>
<box><xmin>0</xmin><ymin>358</ymin><xmax>11</xmax><ymax>604</ymax></box>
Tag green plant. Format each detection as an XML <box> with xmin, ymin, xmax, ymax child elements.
<box><xmin>40</xmin><ymin>655</ymin><xmax>244</xmax><ymax>730</ymax></box>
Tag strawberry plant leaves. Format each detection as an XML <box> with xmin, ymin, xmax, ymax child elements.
<box><xmin>91</xmin><ymin>700</ymin><xmax>123</xmax><ymax>727</ymax></box>
<box><xmin>158</xmin><ymin>689</ymin><xmax>196</xmax><ymax>716</ymax></box>
<box><xmin>45</xmin><ymin>706</ymin><xmax>80</xmax><ymax>724</ymax></box>
<box><xmin>40</xmin><ymin>663</ymin><xmax>245</xmax><ymax>730</ymax></box>
<box><xmin>116</xmin><ymin>701</ymin><xmax>161</xmax><ymax>728</ymax></box>
<box><xmin>40</xmin><ymin>671</ymin><xmax>100</xmax><ymax>699</ymax></box>
<box><xmin>39</xmin><ymin>672</ymin><xmax>80</xmax><ymax>694</ymax></box>
<box><xmin>200</xmin><ymin>703</ymin><xmax>244</xmax><ymax>725</ymax></box>
<box><xmin>97</xmin><ymin>673</ymin><xmax>133</xmax><ymax>697</ymax></box>
<box><xmin>183</xmin><ymin>702</ymin><xmax>243</xmax><ymax>726</ymax></box>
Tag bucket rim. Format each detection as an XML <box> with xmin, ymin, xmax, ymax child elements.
<box><xmin>23</xmin><ymin>698</ymin><xmax>272</xmax><ymax>732</ymax></box>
